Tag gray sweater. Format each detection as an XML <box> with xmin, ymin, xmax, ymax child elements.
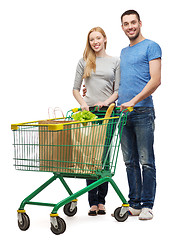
<box><xmin>73</xmin><ymin>56</ymin><xmax>120</xmax><ymax>106</ymax></box>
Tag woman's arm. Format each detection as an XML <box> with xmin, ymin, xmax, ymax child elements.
<box><xmin>94</xmin><ymin>92</ymin><xmax>118</xmax><ymax>109</ymax></box>
<box><xmin>73</xmin><ymin>59</ymin><xmax>89</xmax><ymax>110</ymax></box>
<box><xmin>73</xmin><ymin>89</ymin><xmax>89</xmax><ymax>111</ymax></box>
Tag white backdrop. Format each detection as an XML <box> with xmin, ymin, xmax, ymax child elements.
<box><xmin>0</xmin><ymin>0</ymin><xmax>173</xmax><ymax>239</ymax></box>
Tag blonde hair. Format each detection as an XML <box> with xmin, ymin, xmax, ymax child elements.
<box><xmin>83</xmin><ymin>27</ymin><xmax>107</xmax><ymax>79</ymax></box>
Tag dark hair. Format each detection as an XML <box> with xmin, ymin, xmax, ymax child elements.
<box><xmin>121</xmin><ymin>10</ymin><xmax>140</xmax><ymax>23</ymax></box>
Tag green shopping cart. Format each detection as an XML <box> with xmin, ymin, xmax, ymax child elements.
<box><xmin>11</xmin><ymin>104</ymin><xmax>133</xmax><ymax>235</ymax></box>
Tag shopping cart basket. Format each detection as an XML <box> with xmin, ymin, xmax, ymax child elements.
<box><xmin>11</xmin><ymin>105</ymin><xmax>133</xmax><ymax>235</ymax></box>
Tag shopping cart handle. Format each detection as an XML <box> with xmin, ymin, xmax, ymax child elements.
<box><xmin>115</xmin><ymin>106</ymin><xmax>133</xmax><ymax>112</ymax></box>
<box><xmin>71</xmin><ymin>106</ymin><xmax>133</xmax><ymax>113</ymax></box>
<box><xmin>127</xmin><ymin>107</ymin><xmax>134</xmax><ymax>112</ymax></box>
<box><xmin>71</xmin><ymin>108</ymin><xmax>80</xmax><ymax>113</ymax></box>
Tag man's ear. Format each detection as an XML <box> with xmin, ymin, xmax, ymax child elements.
<box><xmin>139</xmin><ymin>20</ymin><xmax>142</xmax><ymax>27</ymax></box>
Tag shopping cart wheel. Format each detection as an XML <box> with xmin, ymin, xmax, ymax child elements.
<box><xmin>114</xmin><ymin>207</ymin><xmax>129</xmax><ymax>222</ymax></box>
<box><xmin>63</xmin><ymin>202</ymin><xmax>77</xmax><ymax>217</ymax></box>
<box><xmin>50</xmin><ymin>216</ymin><xmax>66</xmax><ymax>235</ymax></box>
<box><xmin>18</xmin><ymin>213</ymin><xmax>30</xmax><ymax>231</ymax></box>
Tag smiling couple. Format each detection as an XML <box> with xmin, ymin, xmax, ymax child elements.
<box><xmin>73</xmin><ymin>10</ymin><xmax>162</xmax><ymax>220</ymax></box>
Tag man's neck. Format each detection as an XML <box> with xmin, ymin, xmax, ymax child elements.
<box><xmin>130</xmin><ymin>34</ymin><xmax>145</xmax><ymax>46</ymax></box>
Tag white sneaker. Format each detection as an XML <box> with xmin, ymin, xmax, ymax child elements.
<box><xmin>139</xmin><ymin>208</ymin><xmax>153</xmax><ymax>220</ymax></box>
<box><xmin>128</xmin><ymin>207</ymin><xmax>141</xmax><ymax>216</ymax></box>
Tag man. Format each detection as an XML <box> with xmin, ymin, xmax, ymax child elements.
<box><xmin>118</xmin><ymin>10</ymin><xmax>161</xmax><ymax>220</ymax></box>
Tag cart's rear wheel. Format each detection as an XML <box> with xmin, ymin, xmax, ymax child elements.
<box><xmin>50</xmin><ymin>216</ymin><xmax>66</xmax><ymax>235</ymax></box>
<box><xmin>18</xmin><ymin>213</ymin><xmax>30</xmax><ymax>231</ymax></box>
<box><xmin>63</xmin><ymin>202</ymin><xmax>77</xmax><ymax>217</ymax></box>
<box><xmin>114</xmin><ymin>207</ymin><xmax>129</xmax><ymax>222</ymax></box>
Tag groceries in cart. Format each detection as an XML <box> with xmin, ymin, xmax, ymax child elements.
<box><xmin>72</xmin><ymin>110</ymin><xmax>98</xmax><ymax>123</ymax></box>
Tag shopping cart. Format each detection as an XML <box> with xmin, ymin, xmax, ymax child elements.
<box><xmin>11</xmin><ymin>105</ymin><xmax>133</xmax><ymax>235</ymax></box>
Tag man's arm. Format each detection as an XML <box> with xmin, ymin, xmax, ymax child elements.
<box><xmin>120</xmin><ymin>58</ymin><xmax>161</xmax><ymax>111</ymax></box>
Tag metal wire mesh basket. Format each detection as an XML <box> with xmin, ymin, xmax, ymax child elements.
<box><xmin>12</xmin><ymin>108</ymin><xmax>127</xmax><ymax>179</ymax></box>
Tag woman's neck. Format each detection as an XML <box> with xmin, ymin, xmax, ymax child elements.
<box><xmin>95</xmin><ymin>49</ymin><xmax>107</xmax><ymax>57</ymax></box>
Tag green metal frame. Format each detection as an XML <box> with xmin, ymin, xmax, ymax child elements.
<box><xmin>18</xmin><ymin>173</ymin><xmax>128</xmax><ymax>214</ymax></box>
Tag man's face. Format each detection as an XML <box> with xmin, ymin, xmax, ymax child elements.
<box><xmin>121</xmin><ymin>14</ymin><xmax>142</xmax><ymax>41</ymax></box>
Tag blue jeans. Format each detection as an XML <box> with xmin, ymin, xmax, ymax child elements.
<box><xmin>86</xmin><ymin>180</ymin><xmax>108</xmax><ymax>207</ymax></box>
<box><xmin>86</xmin><ymin>109</ymin><xmax>117</xmax><ymax>207</ymax></box>
<box><xmin>121</xmin><ymin>107</ymin><xmax>156</xmax><ymax>209</ymax></box>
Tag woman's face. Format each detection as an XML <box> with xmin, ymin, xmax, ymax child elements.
<box><xmin>89</xmin><ymin>31</ymin><xmax>106</xmax><ymax>54</ymax></box>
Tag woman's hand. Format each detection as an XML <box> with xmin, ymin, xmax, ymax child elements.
<box><xmin>81</xmin><ymin>103</ymin><xmax>89</xmax><ymax>111</ymax></box>
<box><xmin>94</xmin><ymin>101</ymin><xmax>108</xmax><ymax>110</ymax></box>
<box><xmin>73</xmin><ymin>89</ymin><xmax>89</xmax><ymax>111</ymax></box>
<box><xmin>94</xmin><ymin>93</ymin><xmax>118</xmax><ymax>110</ymax></box>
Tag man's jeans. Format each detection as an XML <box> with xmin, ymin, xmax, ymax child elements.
<box><xmin>121</xmin><ymin>107</ymin><xmax>156</xmax><ymax>209</ymax></box>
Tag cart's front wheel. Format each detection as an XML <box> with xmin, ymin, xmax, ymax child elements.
<box><xmin>50</xmin><ymin>216</ymin><xmax>66</xmax><ymax>235</ymax></box>
<box><xmin>63</xmin><ymin>202</ymin><xmax>77</xmax><ymax>217</ymax></box>
<box><xmin>114</xmin><ymin>207</ymin><xmax>129</xmax><ymax>222</ymax></box>
<box><xmin>18</xmin><ymin>213</ymin><xmax>30</xmax><ymax>231</ymax></box>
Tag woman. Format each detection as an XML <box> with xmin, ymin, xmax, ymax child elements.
<box><xmin>73</xmin><ymin>27</ymin><xmax>120</xmax><ymax>216</ymax></box>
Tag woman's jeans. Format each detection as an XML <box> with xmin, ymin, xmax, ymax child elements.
<box><xmin>121</xmin><ymin>107</ymin><xmax>156</xmax><ymax>209</ymax></box>
<box><xmin>86</xmin><ymin>180</ymin><xmax>108</xmax><ymax>207</ymax></box>
<box><xmin>86</xmin><ymin>111</ymin><xmax>116</xmax><ymax>207</ymax></box>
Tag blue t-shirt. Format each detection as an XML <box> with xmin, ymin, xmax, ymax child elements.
<box><xmin>117</xmin><ymin>39</ymin><xmax>162</xmax><ymax>107</ymax></box>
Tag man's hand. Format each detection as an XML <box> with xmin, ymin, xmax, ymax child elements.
<box><xmin>82</xmin><ymin>84</ymin><xmax>87</xmax><ymax>97</ymax></box>
<box><xmin>120</xmin><ymin>99</ymin><xmax>135</xmax><ymax>112</ymax></box>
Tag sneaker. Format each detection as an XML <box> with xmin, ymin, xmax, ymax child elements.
<box><xmin>128</xmin><ymin>207</ymin><xmax>141</xmax><ymax>216</ymax></box>
<box><xmin>111</xmin><ymin>207</ymin><xmax>141</xmax><ymax>217</ymax></box>
<box><xmin>139</xmin><ymin>208</ymin><xmax>153</xmax><ymax>220</ymax></box>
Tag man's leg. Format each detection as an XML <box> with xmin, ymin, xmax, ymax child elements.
<box><xmin>121</xmin><ymin>120</ymin><xmax>142</xmax><ymax>210</ymax></box>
